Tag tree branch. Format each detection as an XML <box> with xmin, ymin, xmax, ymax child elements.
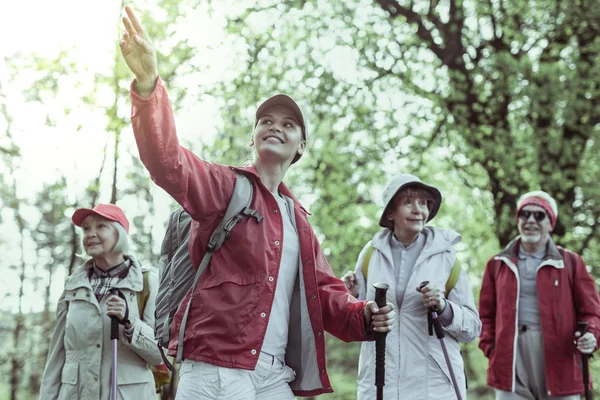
<box><xmin>375</xmin><ymin>0</ymin><xmax>446</xmax><ymax>62</ymax></box>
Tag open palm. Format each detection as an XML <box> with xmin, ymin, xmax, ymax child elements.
<box><xmin>120</xmin><ymin>5</ymin><xmax>158</xmax><ymax>84</ymax></box>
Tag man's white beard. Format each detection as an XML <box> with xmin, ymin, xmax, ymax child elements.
<box><xmin>521</xmin><ymin>233</ymin><xmax>542</xmax><ymax>243</ymax></box>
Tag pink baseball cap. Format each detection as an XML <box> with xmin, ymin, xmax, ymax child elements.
<box><xmin>72</xmin><ymin>203</ymin><xmax>130</xmax><ymax>233</ymax></box>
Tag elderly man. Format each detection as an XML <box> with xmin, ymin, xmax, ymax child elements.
<box><xmin>479</xmin><ymin>190</ymin><xmax>600</xmax><ymax>400</ymax></box>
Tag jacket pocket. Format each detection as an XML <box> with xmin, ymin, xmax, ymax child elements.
<box><xmin>199</xmin><ymin>270</ymin><xmax>260</xmax><ymax>289</ymax></box>
<box><xmin>58</xmin><ymin>362</ymin><xmax>78</xmax><ymax>400</ymax></box>
<box><xmin>198</xmin><ymin>273</ymin><xmax>262</xmax><ymax>318</ymax></box>
<box><xmin>117</xmin><ymin>368</ymin><xmax>154</xmax><ymax>399</ymax></box>
<box><xmin>428</xmin><ymin>354</ymin><xmax>452</xmax><ymax>388</ymax></box>
<box><xmin>117</xmin><ymin>382</ymin><xmax>153</xmax><ymax>400</ymax></box>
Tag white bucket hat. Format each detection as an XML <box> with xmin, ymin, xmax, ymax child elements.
<box><xmin>379</xmin><ymin>174</ymin><xmax>442</xmax><ymax>228</ymax></box>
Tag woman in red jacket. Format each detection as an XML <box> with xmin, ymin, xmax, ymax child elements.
<box><xmin>479</xmin><ymin>190</ymin><xmax>600</xmax><ymax>399</ymax></box>
<box><xmin>118</xmin><ymin>6</ymin><xmax>395</xmax><ymax>400</ymax></box>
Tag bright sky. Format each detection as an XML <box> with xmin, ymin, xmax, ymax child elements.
<box><xmin>0</xmin><ymin>0</ymin><xmax>428</xmax><ymax>318</ymax></box>
<box><xmin>0</xmin><ymin>0</ymin><xmax>364</xmax><ymax>313</ymax></box>
<box><xmin>0</xmin><ymin>0</ymin><xmax>237</xmax><ymax>313</ymax></box>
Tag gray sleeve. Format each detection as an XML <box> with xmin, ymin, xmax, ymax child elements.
<box><xmin>353</xmin><ymin>244</ymin><xmax>372</xmax><ymax>301</ymax></box>
<box><xmin>121</xmin><ymin>270</ymin><xmax>164</xmax><ymax>365</ymax></box>
<box><xmin>439</xmin><ymin>301</ymin><xmax>454</xmax><ymax>326</ymax></box>
<box><xmin>442</xmin><ymin>269</ymin><xmax>482</xmax><ymax>343</ymax></box>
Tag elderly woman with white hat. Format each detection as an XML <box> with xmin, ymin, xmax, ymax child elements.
<box><xmin>39</xmin><ymin>203</ymin><xmax>163</xmax><ymax>400</ymax></box>
<box><xmin>343</xmin><ymin>174</ymin><xmax>481</xmax><ymax>400</ymax></box>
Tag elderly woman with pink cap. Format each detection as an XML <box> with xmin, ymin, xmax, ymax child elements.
<box><xmin>342</xmin><ymin>174</ymin><xmax>481</xmax><ymax>400</ymax></box>
<box><xmin>39</xmin><ymin>204</ymin><xmax>163</xmax><ymax>400</ymax></box>
<box><xmin>479</xmin><ymin>190</ymin><xmax>600</xmax><ymax>400</ymax></box>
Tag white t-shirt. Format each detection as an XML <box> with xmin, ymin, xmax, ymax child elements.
<box><xmin>261</xmin><ymin>194</ymin><xmax>300</xmax><ymax>361</ymax></box>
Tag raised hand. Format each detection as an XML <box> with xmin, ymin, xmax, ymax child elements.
<box><xmin>119</xmin><ymin>5</ymin><xmax>158</xmax><ymax>86</ymax></box>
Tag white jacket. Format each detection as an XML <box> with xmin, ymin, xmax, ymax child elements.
<box><xmin>39</xmin><ymin>257</ymin><xmax>162</xmax><ymax>400</ymax></box>
<box><xmin>355</xmin><ymin>227</ymin><xmax>481</xmax><ymax>400</ymax></box>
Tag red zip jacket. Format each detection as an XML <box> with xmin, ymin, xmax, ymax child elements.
<box><xmin>130</xmin><ymin>79</ymin><xmax>371</xmax><ymax>396</ymax></box>
<box><xmin>478</xmin><ymin>237</ymin><xmax>600</xmax><ymax>396</ymax></box>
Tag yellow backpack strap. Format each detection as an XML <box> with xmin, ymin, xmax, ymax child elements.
<box><xmin>361</xmin><ymin>244</ymin><xmax>375</xmax><ymax>279</ymax></box>
<box><xmin>445</xmin><ymin>260</ymin><xmax>462</xmax><ymax>298</ymax></box>
<box><xmin>137</xmin><ymin>271</ymin><xmax>150</xmax><ymax>318</ymax></box>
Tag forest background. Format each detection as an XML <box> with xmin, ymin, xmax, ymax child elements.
<box><xmin>1</xmin><ymin>0</ymin><xmax>599</xmax><ymax>399</ymax></box>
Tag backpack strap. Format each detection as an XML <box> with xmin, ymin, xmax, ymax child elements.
<box><xmin>557</xmin><ymin>247</ymin><xmax>574</xmax><ymax>289</ymax></box>
<box><xmin>361</xmin><ymin>243</ymin><xmax>375</xmax><ymax>279</ymax></box>
<box><xmin>175</xmin><ymin>172</ymin><xmax>263</xmax><ymax>363</ymax></box>
<box><xmin>556</xmin><ymin>247</ymin><xmax>580</xmax><ymax>323</ymax></box>
<box><xmin>136</xmin><ymin>270</ymin><xmax>150</xmax><ymax>318</ymax></box>
<box><xmin>445</xmin><ymin>260</ymin><xmax>462</xmax><ymax>298</ymax></box>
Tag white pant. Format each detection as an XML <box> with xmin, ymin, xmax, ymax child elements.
<box><xmin>175</xmin><ymin>352</ymin><xmax>296</xmax><ymax>400</ymax></box>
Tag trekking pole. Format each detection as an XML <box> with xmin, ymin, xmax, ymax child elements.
<box><xmin>110</xmin><ymin>314</ymin><xmax>119</xmax><ymax>400</ymax></box>
<box><xmin>373</xmin><ymin>283</ymin><xmax>389</xmax><ymax>400</ymax></box>
<box><xmin>577</xmin><ymin>321</ymin><xmax>592</xmax><ymax>400</ymax></box>
<box><xmin>420</xmin><ymin>281</ymin><xmax>462</xmax><ymax>400</ymax></box>
<box><xmin>109</xmin><ymin>288</ymin><xmax>125</xmax><ymax>400</ymax></box>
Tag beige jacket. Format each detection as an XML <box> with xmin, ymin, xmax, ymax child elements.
<box><xmin>39</xmin><ymin>257</ymin><xmax>162</xmax><ymax>400</ymax></box>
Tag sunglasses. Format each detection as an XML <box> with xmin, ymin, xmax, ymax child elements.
<box><xmin>518</xmin><ymin>210</ymin><xmax>547</xmax><ymax>222</ymax></box>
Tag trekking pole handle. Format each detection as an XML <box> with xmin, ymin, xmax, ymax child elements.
<box><xmin>374</xmin><ymin>283</ymin><xmax>389</xmax><ymax>309</ymax></box>
<box><xmin>578</xmin><ymin>321</ymin><xmax>589</xmax><ymax>335</ymax></box>
<box><xmin>109</xmin><ymin>289</ymin><xmax>120</xmax><ymax>341</ymax></box>
<box><xmin>111</xmin><ymin>317</ymin><xmax>119</xmax><ymax>340</ymax></box>
<box><xmin>419</xmin><ymin>281</ymin><xmax>445</xmax><ymax>339</ymax></box>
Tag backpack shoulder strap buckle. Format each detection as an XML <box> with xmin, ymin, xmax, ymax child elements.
<box><xmin>243</xmin><ymin>207</ymin><xmax>264</xmax><ymax>223</ymax></box>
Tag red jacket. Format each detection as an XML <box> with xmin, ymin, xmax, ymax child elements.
<box><xmin>479</xmin><ymin>237</ymin><xmax>600</xmax><ymax>396</ymax></box>
<box><xmin>130</xmin><ymin>79</ymin><xmax>371</xmax><ymax>396</ymax></box>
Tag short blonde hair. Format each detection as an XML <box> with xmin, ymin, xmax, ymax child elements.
<box><xmin>78</xmin><ymin>215</ymin><xmax>131</xmax><ymax>257</ymax></box>
<box><xmin>109</xmin><ymin>220</ymin><xmax>131</xmax><ymax>255</ymax></box>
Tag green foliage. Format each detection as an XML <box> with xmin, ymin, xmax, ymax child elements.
<box><xmin>205</xmin><ymin>0</ymin><xmax>600</xmax><ymax>397</ymax></box>
<box><xmin>1</xmin><ymin>0</ymin><xmax>599</xmax><ymax>398</ymax></box>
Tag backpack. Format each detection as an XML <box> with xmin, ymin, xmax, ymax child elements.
<box><xmin>154</xmin><ymin>171</ymin><xmax>263</xmax><ymax>369</ymax></box>
<box><xmin>136</xmin><ymin>271</ymin><xmax>172</xmax><ymax>392</ymax></box>
<box><xmin>361</xmin><ymin>243</ymin><xmax>462</xmax><ymax>298</ymax></box>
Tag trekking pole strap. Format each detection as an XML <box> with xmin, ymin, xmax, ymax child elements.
<box><xmin>158</xmin><ymin>342</ymin><xmax>174</xmax><ymax>371</ymax></box>
<box><xmin>429</xmin><ymin>309</ymin><xmax>446</xmax><ymax>339</ymax></box>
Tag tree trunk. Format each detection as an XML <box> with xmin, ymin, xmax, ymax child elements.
<box><xmin>11</xmin><ymin>210</ymin><xmax>27</xmax><ymax>400</ymax></box>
